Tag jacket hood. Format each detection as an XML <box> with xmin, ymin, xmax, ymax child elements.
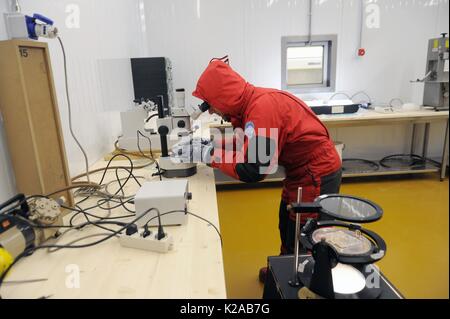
<box><xmin>193</xmin><ymin>61</ymin><xmax>254</xmax><ymax>119</ymax></box>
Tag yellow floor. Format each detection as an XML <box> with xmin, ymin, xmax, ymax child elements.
<box><xmin>216</xmin><ymin>174</ymin><xmax>449</xmax><ymax>299</ymax></box>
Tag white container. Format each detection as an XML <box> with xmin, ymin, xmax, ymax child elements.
<box><xmin>176</xmin><ymin>88</ymin><xmax>185</xmax><ymax>108</ymax></box>
<box><xmin>334</xmin><ymin>141</ymin><xmax>345</xmax><ymax>162</ymax></box>
<box><xmin>401</xmin><ymin>103</ymin><xmax>421</xmax><ymax>112</ymax></box>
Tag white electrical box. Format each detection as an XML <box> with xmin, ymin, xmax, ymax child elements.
<box><xmin>4</xmin><ymin>13</ymin><xmax>28</xmax><ymax>39</ymax></box>
<box><xmin>134</xmin><ymin>180</ymin><xmax>190</xmax><ymax>227</ymax></box>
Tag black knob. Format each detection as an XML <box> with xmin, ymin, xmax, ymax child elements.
<box><xmin>442</xmin><ymin>33</ymin><xmax>448</xmax><ymax>38</ymax></box>
<box><xmin>158</xmin><ymin>125</ymin><xmax>169</xmax><ymax>136</ymax></box>
<box><xmin>177</xmin><ymin>120</ymin><xmax>186</xmax><ymax>128</ymax></box>
<box><xmin>199</xmin><ymin>102</ymin><xmax>211</xmax><ymax>112</ymax></box>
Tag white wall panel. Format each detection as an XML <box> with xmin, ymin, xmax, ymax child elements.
<box><xmin>0</xmin><ymin>0</ymin><xmax>144</xmax><ymax>201</ymax></box>
<box><xmin>143</xmin><ymin>0</ymin><xmax>449</xmax><ymax>160</ymax></box>
<box><xmin>143</xmin><ymin>0</ymin><xmax>246</xmax><ymax>106</ymax></box>
<box><xmin>0</xmin><ymin>1</ymin><xmax>17</xmax><ymax>202</ymax></box>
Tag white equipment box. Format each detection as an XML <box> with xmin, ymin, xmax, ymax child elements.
<box><xmin>134</xmin><ymin>179</ymin><xmax>191</xmax><ymax>227</ymax></box>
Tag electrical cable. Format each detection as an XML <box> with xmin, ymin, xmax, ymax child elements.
<box><xmin>149</xmin><ymin>208</ymin><xmax>165</xmax><ymax>240</ymax></box>
<box><xmin>0</xmin><ymin>208</ymin><xmax>156</xmax><ymax>292</ymax></box>
<box><xmin>358</xmin><ymin>0</ymin><xmax>364</xmax><ymax>52</ymax></box>
<box><xmin>47</xmin><ymin>233</ymin><xmax>118</xmax><ymax>253</ymax></box>
<box><xmin>45</xmin><ymin>183</ymin><xmax>100</xmax><ymax>198</ymax></box>
<box><xmin>57</xmin><ymin>36</ymin><xmax>91</xmax><ymax>184</ymax></box>
<box><xmin>389</xmin><ymin>98</ymin><xmax>404</xmax><ymax>109</ymax></box>
<box><xmin>103</xmin><ymin>175</ymin><xmax>144</xmax><ymax>198</ymax></box>
<box><xmin>351</xmin><ymin>91</ymin><xmax>372</xmax><ymax>104</ymax></box>
<box><xmin>99</xmin><ymin>197</ymin><xmax>135</xmax><ymax>214</ymax></box>
<box><xmin>114</xmin><ymin>167</ymin><xmax>142</xmax><ymax>188</ymax></box>
<box><xmin>0</xmin><ymin>153</ymin><xmax>154</xmax><ymax>293</ymax></box>
<box><xmin>75</xmin><ymin>202</ymin><xmax>117</xmax><ymax>233</ymax></box>
<box><xmin>186</xmin><ymin>211</ymin><xmax>223</xmax><ymax>247</ymax></box>
<box><xmin>71</xmin><ymin>160</ymin><xmax>153</xmax><ymax>183</ymax></box>
<box><xmin>137</xmin><ymin>130</ymin><xmax>156</xmax><ymax>162</ymax></box>
<box><xmin>72</xmin><ymin>196</ymin><xmax>132</xmax><ymax>218</ymax></box>
<box><xmin>145</xmin><ymin>113</ymin><xmax>159</xmax><ymax>123</ymax></box>
<box><xmin>0</xmin><ymin>144</ymin><xmax>199</xmax><ymax>294</ymax></box>
<box><xmin>74</xmin><ymin>153</ymin><xmax>141</xmax><ymax>206</ymax></box>
<box><xmin>66</xmin><ymin>201</ymin><xmax>135</xmax><ymax>227</ymax></box>
<box><xmin>3</xmin><ymin>194</ymin><xmax>132</xmax><ymax>236</ymax></box>
<box><xmin>6</xmin><ymin>200</ymin><xmax>121</xmax><ymax>234</ymax></box>
<box><xmin>0</xmin><ymin>176</ymin><xmax>134</xmax><ymax>216</ymax></box>
<box><xmin>91</xmin><ymin>153</ymin><xmax>136</xmax><ymax>190</ymax></box>
<box><xmin>342</xmin><ymin>158</ymin><xmax>380</xmax><ymax>173</ymax></box>
<box><xmin>17</xmin><ymin>216</ymin><xmax>125</xmax><ymax>230</ymax></box>
<box><xmin>42</xmin><ymin>37</ymin><xmax>146</xmax><ymax>209</ymax></box>
<box><xmin>12</xmin><ymin>0</ymin><xmax>21</xmax><ymax>12</ymax></box>
<box><xmin>72</xmin><ymin>162</ymin><xmax>142</xmax><ymax>217</ymax></box>
<box><xmin>115</xmin><ymin>168</ymin><xmax>125</xmax><ymax>197</ymax></box>
<box><xmin>67</xmin><ymin>210</ymin><xmax>222</xmax><ymax>245</ymax></box>
<box><xmin>48</xmin><ymin>198</ymin><xmax>133</xmax><ymax>251</ymax></box>
<box><xmin>114</xmin><ymin>138</ymin><xmax>157</xmax><ymax>160</ymax></box>
<box><xmin>137</xmin><ymin>130</ymin><xmax>162</xmax><ymax>180</ymax></box>
<box><xmin>328</xmin><ymin>92</ymin><xmax>352</xmax><ymax>101</ymax></box>
<box><xmin>2</xmin><ymin>278</ymin><xmax>48</xmax><ymax>285</ymax></box>
<box><xmin>307</xmin><ymin>0</ymin><xmax>313</xmax><ymax>45</ymax></box>
<box><xmin>144</xmin><ymin>210</ymin><xmax>223</xmax><ymax>247</ymax></box>
<box><xmin>95</xmin><ymin>198</ymin><xmax>135</xmax><ymax>214</ymax></box>
<box><xmin>379</xmin><ymin>154</ymin><xmax>439</xmax><ymax>169</ymax></box>
<box><xmin>0</xmin><ymin>208</ymin><xmax>223</xmax><ymax>296</ymax></box>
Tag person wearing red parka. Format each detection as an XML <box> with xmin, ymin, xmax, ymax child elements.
<box><xmin>176</xmin><ymin>57</ymin><xmax>342</xmax><ymax>283</ymax></box>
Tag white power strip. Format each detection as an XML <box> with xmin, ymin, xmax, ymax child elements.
<box><xmin>119</xmin><ymin>230</ymin><xmax>174</xmax><ymax>253</ymax></box>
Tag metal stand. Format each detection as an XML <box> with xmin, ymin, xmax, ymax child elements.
<box><xmin>411</xmin><ymin>123</ymin><xmax>417</xmax><ymax>154</ymax></box>
<box><xmin>416</xmin><ymin>120</ymin><xmax>448</xmax><ymax>181</ymax></box>
<box><xmin>441</xmin><ymin>119</ymin><xmax>449</xmax><ymax>181</ymax></box>
<box><xmin>422</xmin><ymin>123</ymin><xmax>430</xmax><ymax>158</ymax></box>
<box><xmin>289</xmin><ymin>187</ymin><xmax>302</xmax><ymax>287</ymax></box>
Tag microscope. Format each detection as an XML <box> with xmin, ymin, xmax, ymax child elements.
<box><xmin>153</xmin><ymin>91</ymin><xmax>198</xmax><ymax>178</ymax></box>
<box><xmin>280</xmin><ymin>193</ymin><xmax>396</xmax><ymax>299</ymax></box>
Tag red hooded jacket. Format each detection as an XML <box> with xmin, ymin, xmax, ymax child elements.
<box><xmin>193</xmin><ymin>61</ymin><xmax>341</xmax><ymax>215</ymax></box>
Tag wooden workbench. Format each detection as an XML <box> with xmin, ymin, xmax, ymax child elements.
<box><xmin>1</xmin><ymin>160</ymin><xmax>226</xmax><ymax>299</ymax></box>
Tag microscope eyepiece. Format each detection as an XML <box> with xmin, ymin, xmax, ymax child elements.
<box><xmin>189</xmin><ymin>101</ymin><xmax>210</xmax><ymax>120</ymax></box>
<box><xmin>199</xmin><ymin>102</ymin><xmax>210</xmax><ymax>112</ymax></box>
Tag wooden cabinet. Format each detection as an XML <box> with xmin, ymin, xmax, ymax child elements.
<box><xmin>0</xmin><ymin>40</ymin><xmax>73</xmax><ymax>205</ymax></box>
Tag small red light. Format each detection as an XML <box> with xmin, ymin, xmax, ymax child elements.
<box><xmin>358</xmin><ymin>48</ymin><xmax>366</xmax><ymax>56</ymax></box>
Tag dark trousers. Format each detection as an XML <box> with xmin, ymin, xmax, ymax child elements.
<box><xmin>278</xmin><ymin>169</ymin><xmax>342</xmax><ymax>254</ymax></box>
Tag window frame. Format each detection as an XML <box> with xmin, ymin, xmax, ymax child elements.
<box><xmin>281</xmin><ymin>34</ymin><xmax>338</xmax><ymax>93</ymax></box>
